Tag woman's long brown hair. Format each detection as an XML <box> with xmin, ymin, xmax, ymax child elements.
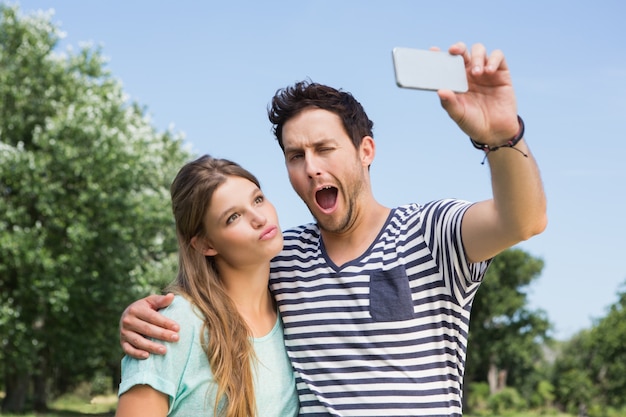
<box><xmin>167</xmin><ymin>155</ymin><xmax>260</xmax><ymax>417</ymax></box>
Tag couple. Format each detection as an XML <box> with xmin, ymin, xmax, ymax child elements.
<box><xmin>116</xmin><ymin>42</ymin><xmax>547</xmax><ymax>417</ymax></box>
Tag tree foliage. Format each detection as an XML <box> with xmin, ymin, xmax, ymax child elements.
<box><xmin>0</xmin><ymin>4</ymin><xmax>192</xmax><ymax>412</ymax></box>
<box><xmin>465</xmin><ymin>248</ymin><xmax>551</xmax><ymax>407</ymax></box>
<box><xmin>552</xmin><ymin>284</ymin><xmax>626</xmax><ymax>414</ymax></box>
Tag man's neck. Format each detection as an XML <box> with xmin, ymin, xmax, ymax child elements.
<box><xmin>321</xmin><ymin>202</ymin><xmax>391</xmax><ymax>267</ymax></box>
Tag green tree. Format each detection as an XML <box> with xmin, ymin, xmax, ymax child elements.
<box><xmin>551</xmin><ymin>330</ymin><xmax>597</xmax><ymax>414</ymax></box>
<box><xmin>591</xmin><ymin>287</ymin><xmax>626</xmax><ymax>407</ymax></box>
<box><xmin>464</xmin><ymin>248</ymin><xmax>551</xmax><ymax>407</ymax></box>
<box><xmin>553</xmin><ymin>283</ymin><xmax>626</xmax><ymax>413</ymax></box>
<box><xmin>0</xmin><ymin>4</ymin><xmax>192</xmax><ymax>412</ymax></box>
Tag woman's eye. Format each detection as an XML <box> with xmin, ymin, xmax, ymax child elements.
<box><xmin>254</xmin><ymin>195</ymin><xmax>264</xmax><ymax>204</ymax></box>
<box><xmin>226</xmin><ymin>213</ymin><xmax>240</xmax><ymax>225</ymax></box>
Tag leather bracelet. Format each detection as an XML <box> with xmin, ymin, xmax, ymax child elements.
<box><xmin>470</xmin><ymin>115</ymin><xmax>528</xmax><ymax>164</ymax></box>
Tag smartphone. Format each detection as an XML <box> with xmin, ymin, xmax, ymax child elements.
<box><xmin>392</xmin><ymin>47</ymin><xmax>468</xmax><ymax>93</ymax></box>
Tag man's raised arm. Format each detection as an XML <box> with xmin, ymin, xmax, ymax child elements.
<box><xmin>438</xmin><ymin>42</ymin><xmax>547</xmax><ymax>263</ymax></box>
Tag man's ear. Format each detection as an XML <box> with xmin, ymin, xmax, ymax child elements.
<box><xmin>359</xmin><ymin>136</ymin><xmax>375</xmax><ymax>167</ymax></box>
<box><xmin>191</xmin><ymin>236</ymin><xmax>218</xmax><ymax>257</ymax></box>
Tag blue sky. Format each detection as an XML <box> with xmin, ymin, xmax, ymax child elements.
<box><xmin>11</xmin><ymin>1</ymin><xmax>626</xmax><ymax>340</ymax></box>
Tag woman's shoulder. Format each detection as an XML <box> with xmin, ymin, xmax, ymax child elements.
<box><xmin>160</xmin><ymin>294</ymin><xmax>204</xmax><ymax>326</ymax></box>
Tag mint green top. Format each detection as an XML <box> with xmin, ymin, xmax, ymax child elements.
<box><xmin>119</xmin><ymin>295</ymin><xmax>299</xmax><ymax>416</ymax></box>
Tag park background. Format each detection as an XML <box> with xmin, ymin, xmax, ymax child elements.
<box><xmin>1</xmin><ymin>1</ymin><xmax>625</xmax><ymax>416</ymax></box>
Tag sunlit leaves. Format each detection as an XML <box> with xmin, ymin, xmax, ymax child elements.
<box><xmin>0</xmin><ymin>4</ymin><xmax>192</xmax><ymax>409</ymax></box>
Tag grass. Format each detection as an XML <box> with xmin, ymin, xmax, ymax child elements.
<box><xmin>0</xmin><ymin>411</ymin><xmax>575</xmax><ymax>417</ymax></box>
<box><xmin>466</xmin><ymin>413</ymin><xmax>574</xmax><ymax>417</ymax></box>
<box><xmin>0</xmin><ymin>393</ymin><xmax>577</xmax><ymax>417</ymax></box>
<box><xmin>0</xmin><ymin>407</ymin><xmax>576</xmax><ymax>417</ymax></box>
<box><xmin>48</xmin><ymin>393</ymin><xmax>117</xmax><ymax>415</ymax></box>
<box><xmin>0</xmin><ymin>393</ymin><xmax>117</xmax><ymax>417</ymax></box>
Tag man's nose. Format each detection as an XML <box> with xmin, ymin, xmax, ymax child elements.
<box><xmin>304</xmin><ymin>155</ymin><xmax>322</xmax><ymax>178</ymax></box>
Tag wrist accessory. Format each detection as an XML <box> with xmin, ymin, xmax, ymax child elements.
<box><xmin>470</xmin><ymin>115</ymin><xmax>528</xmax><ymax>164</ymax></box>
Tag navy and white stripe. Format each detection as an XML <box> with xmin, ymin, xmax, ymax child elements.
<box><xmin>270</xmin><ymin>199</ymin><xmax>490</xmax><ymax>417</ymax></box>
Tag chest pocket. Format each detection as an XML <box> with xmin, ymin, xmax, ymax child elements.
<box><xmin>369</xmin><ymin>266</ymin><xmax>415</xmax><ymax>321</ymax></box>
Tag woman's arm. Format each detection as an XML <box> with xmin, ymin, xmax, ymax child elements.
<box><xmin>115</xmin><ymin>384</ymin><xmax>169</xmax><ymax>417</ymax></box>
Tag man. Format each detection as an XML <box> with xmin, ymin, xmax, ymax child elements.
<box><xmin>119</xmin><ymin>42</ymin><xmax>547</xmax><ymax>416</ymax></box>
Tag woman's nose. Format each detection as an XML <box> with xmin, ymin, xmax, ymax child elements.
<box><xmin>250</xmin><ymin>209</ymin><xmax>267</xmax><ymax>228</ymax></box>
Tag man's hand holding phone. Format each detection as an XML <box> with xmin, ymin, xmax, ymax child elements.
<box><xmin>393</xmin><ymin>42</ymin><xmax>519</xmax><ymax>146</ymax></box>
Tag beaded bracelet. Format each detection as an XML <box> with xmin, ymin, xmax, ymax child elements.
<box><xmin>470</xmin><ymin>115</ymin><xmax>528</xmax><ymax>164</ymax></box>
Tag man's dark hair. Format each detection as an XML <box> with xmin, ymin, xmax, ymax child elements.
<box><xmin>268</xmin><ymin>80</ymin><xmax>374</xmax><ymax>151</ymax></box>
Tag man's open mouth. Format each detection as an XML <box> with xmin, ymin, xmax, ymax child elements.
<box><xmin>315</xmin><ymin>186</ymin><xmax>338</xmax><ymax>210</ymax></box>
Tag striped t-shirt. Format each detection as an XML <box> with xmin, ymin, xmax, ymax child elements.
<box><xmin>269</xmin><ymin>199</ymin><xmax>490</xmax><ymax>417</ymax></box>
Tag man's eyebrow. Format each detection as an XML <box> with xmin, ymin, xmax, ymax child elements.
<box><xmin>284</xmin><ymin>138</ymin><xmax>337</xmax><ymax>153</ymax></box>
<box><xmin>283</xmin><ymin>144</ymin><xmax>301</xmax><ymax>154</ymax></box>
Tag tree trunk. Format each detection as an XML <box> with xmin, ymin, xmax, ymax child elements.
<box><xmin>2</xmin><ymin>370</ymin><xmax>29</xmax><ymax>413</ymax></box>
<box><xmin>497</xmin><ymin>369</ymin><xmax>508</xmax><ymax>391</ymax></box>
<box><xmin>32</xmin><ymin>370</ymin><xmax>48</xmax><ymax>411</ymax></box>
<box><xmin>487</xmin><ymin>362</ymin><xmax>498</xmax><ymax>394</ymax></box>
<box><xmin>487</xmin><ymin>362</ymin><xmax>508</xmax><ymax>394</ymax></box>
<box><xmin>111</xmin><ymin>362</ymin><xmax>121</xmax><ymax>392</ymax></box>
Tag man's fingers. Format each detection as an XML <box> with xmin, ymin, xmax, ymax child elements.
<box><xmin>145</xmin><ymin>293</ymin><xmax>177</xmax><ymax>312</ymax></box>
<box><xmin>121</xmin><ymin>333</ymin><xmax>166</xmax><ymax>358</ymax></box>
<box><xmin>121</xmin><ymin>309</ymin><xmax>179</xmax><ymax>341</ymax></box>
<box><xmin>437</xmin><ymin>89</ymin><xmax>462</xmax><ymax>121</ymax></box>
<box><xmin>121</xmin><ymin>341</ymin><xmax>150</xmax><ymax>359</ymax></box>
<box><xmin>120</xmin><ymin>326</ymin><xmax>174</xmax><ymax>355</ymax></box>
<box><xmin>118</xmin><ymin>294</ymin><xmax>181</xmax><ymax>359</ymax></box>
<box><xmin>448</xmin><ymin>42</ymin><xmax>468</xmax><ymax>60</ymax></box>
<box><xmin>470</xmin><ymin>43</ymin><xmax>487</xmax><ymax>75</ymax></box>
<box><xmin>123</xmin><ymin>295</ymin><xmax>180</xmax><ymax>332</ymax></box>
<box><xmin>485</xmin><ymin>49</ymin><xmax>506</xmax><ymax>73</ymax></box>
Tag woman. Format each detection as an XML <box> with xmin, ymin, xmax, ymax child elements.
<box><xmin>115</xmin><ymin>155</ymin><xmax>299</xmax><ymax>417</ymax></box>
